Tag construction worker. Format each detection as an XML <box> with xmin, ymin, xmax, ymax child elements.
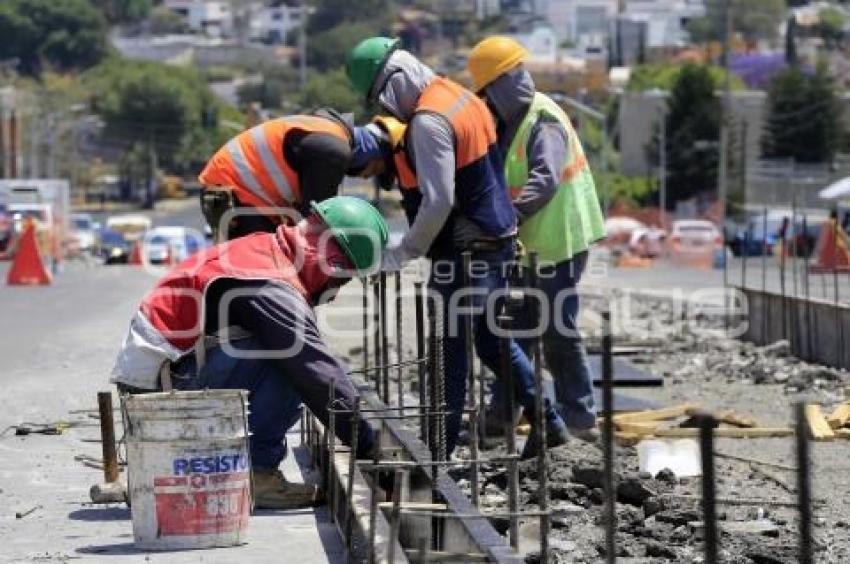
<box><xmin>346</xmin><ymin>37</ymin><xmax>568</xmax><ymax>457</ymax></box>
<box><xmin>111</xmin><ymin>196</ymin><xmax>388</xmax><ymax>509</ymax></box>
<box><xmin>199</xmin><ymin>109</ymin><xmax>383</xmax><ymax>241</ymax></box>
<box><xmin>467</xmin><ymin>37</ymin><xmax>606</xmax><ymax>442</ymax></box>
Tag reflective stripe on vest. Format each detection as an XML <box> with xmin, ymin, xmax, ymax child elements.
<box><xmin>403</xmin><ymin>77</ymin><xmax>517</xmax><ymax>241</ymax></box>
<box><xmin>200</xmin><ymin>115</ymin><xmax>349</xmax><ymax>209</ymax></box>
<box><xmin>505</xmin><ymin>92</ymin><xmax>605</xmax><ymax>265</ymax></box>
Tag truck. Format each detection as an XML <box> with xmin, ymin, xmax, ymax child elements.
<box><xmin>0</xmin><ymin>180</ymin><xmax>70</xmax><ymax>261</ymax></box>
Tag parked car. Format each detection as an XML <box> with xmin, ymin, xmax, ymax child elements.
<box><xmin>106</xmin><ymin>214</ymin><xmax>152</xmax><ymax>243</ymax></box>
<box><xmin>70</xmin><ymin>213</ymin><xmax>98</xmax><ymax>253</ymax></box>
<box><xmin>98</xmin><ymin>229</ymin><xmax>132</xmax><ymax>264</ymax></box>
<box><xmin>142</xmin><ymin>226</ymin><xmax>206</xmax><ymax>265</ymax></box>
<box><xmin>669</xmin><ymin>220</ymin><xmax>721</xmax><ymax>251</ymax></box>
<box><xmin>730</xmin><ymin>211</ymin><xmax>826</xmax><ymax>257</ymax></box>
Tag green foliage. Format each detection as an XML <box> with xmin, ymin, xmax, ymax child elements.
<box><xmin>627</xmin><ymin>63</ymin><xmax>744</xmax><ymax>92</ymax></box>
<box><xmin>89</xmin><ymin>0</ymin><xmax>153</xmax><ymax>24</ymax></box>
<box><xmin>762</xmin><ymin>64</ymin><xmax>843</xmax><ymax>164</ymax></box>
<box><xmin>149</xmin><ymin>5</ymin><xmax>189</xmax><ymax>35</ymax></box>
<box><xmin>647</xmin><ymin>64</ymin><xmax>720</xmax><ymax>207</ymax></box>
<box><xmin>237</xmin><ymin>78</ymin><xmax>285</xmax><ymax>110</ymax></box>
<box><xmin>307</xmin><ymin>0</ymin><xmax>392</xmax><ymax>35</ymax></box>
<box><xmin>0</xmin><ymin>0</ymin><xmax>108</xmax><ymax>75</ymax></box>
<box><xmin>83</xmin><ymin>58</ymin><xmax>238</xmax><ymax>172</ymax></box>
<box><xmin>596</xmin><ymin>172</ymin><xmax>657</xmax><ymax>208</ymax></box>
<box><xmin>299</xmin><ymin>67</ymin><xmax>366</xmax><ymax>120</ymax></box>
<box><xmin>308</xmin><ymin>21</ymin><xmax>385</xmax><ymax>72</ymax></box>
<box><xmin>687</xmin><ymin>0</ymin><xmax>786</xmax><ymax>45</ymax></box>
<box><xmin>818</xmin><ymin>7</ymin><xmax>845</xmax><ymax>49</ymax></box>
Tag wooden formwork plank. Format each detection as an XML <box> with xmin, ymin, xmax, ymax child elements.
<box><xmin>653</xmin><ymin>427</ymin><xmax>794</xmax><ymax>439</ymax></box>
<box><xmin>614</xmin><ymin>432</ymin><xmax>643</xmax><ymax>446</ymax></box>
<box><xmin>716</xmin><ymin>411</ymin><xmax>759</xmax><ymax>428</ymax></box>
<box><xmin>827</xmin><ymin>403</ymin><xmax>850</xmax><ymax>429</ymax></box>
<box><xmin>614</xmin><ymin>421</ymin><xmax>660</xmax><ymax>435</ymax></box>
<box><xmin>804</xmin><ymin>404</ymin><xmax>835</xmax><ymax>441</ymax></box>
<box><xmin>613</xmin><ymin>403</ymin><xmax>698</xmax><ymax>424</ymax></box>
<box><xmin>835</xmin><ymin>429</ymin><xmax>850</xmax><ymax>440</ymax></box>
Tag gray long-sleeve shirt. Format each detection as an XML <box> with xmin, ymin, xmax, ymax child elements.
<box><xmin>485</xmin><ymin>69</ymin><xmax>569</xmax><ymax>224</ymax></box>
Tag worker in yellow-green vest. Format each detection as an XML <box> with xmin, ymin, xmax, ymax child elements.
<box><xmin>467</xmin><ymin>36</ymin><xmax>606</xmax><ymax>442</ymax></box>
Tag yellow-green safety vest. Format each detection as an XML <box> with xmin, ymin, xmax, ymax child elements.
<box><xmin>505</xmin><ymin>92</ymin><xmax>606</xmax><ymax>265</ymax></box>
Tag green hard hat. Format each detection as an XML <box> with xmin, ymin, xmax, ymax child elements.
<box><xmin>311</xmin><ymin>196</ymin><xmax>389</xmax><ymax>274</ymax></box>
<box><xmin>346</xmin><ymin>36</ymin><xmax>401</xmax><ymax>100</ymax></box>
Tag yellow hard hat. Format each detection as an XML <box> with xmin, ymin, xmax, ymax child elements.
<box><xmin>372</xmin><ymin>115</ymin><xmax>407</xmax><ymax>150</ymax></box>
<box><xmin>467</xmin><ymin>36</ymin><xmax>529</xmax><ymax>92</ymax></box>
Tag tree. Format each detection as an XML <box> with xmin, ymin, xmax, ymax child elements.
<box><xmin>299</xmin><ymin>68</ymin><xmax>365</xmax><ymax>120</ymax></box>
<box><xmin>648</xmin><ymin>64</ymin><xmax>721</xmax><ymax>207</ymax></box>
<box><xmin>0</xmin><ymin>0</ymin><xmax>108</xmax><ymax>75</ymax></box>
<box><xmin>627</xmin><ymin>63</ymin><xmax>744</xmax><ymax>92</ymax></box>
<box><xmin>89</xmin><ymin>0</ymin><xmax>153</xmax><ymax>25</ymax></box>
<box><xmin>762</xmin><ymin>64</ymin><xmax>843</xmax><ymax>164</ymax></box>
<box><xmin>84</xmin><ymin>59</ymin><xmax>239</xmax><ymax>172</ymax></box>
<box><xmin>307</xmin><ymin>21</ymin><xmax>385</xmax><ymax>72</ymax></box>
<box><xmin>149</xmin><ymin>5</ymin><xmax>189</xmax><ymax>35</ymax></box>
<box><xmin>307</xmin><ymin>0</ymin><xmax>392</xmax><ymax>34</ymax></box>
<box><xmin>817</xmin><ymin>7</ymin><xmax>845</xmax><ymax>49</ymax></box>
<box><xmin>687</xmin><ymin>0</ymin><xmax>786</xmax><ymax>47</ymax></box>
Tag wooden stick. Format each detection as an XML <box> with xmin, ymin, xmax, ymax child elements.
<box><xmin>653</xmin><ymin>427</ymin><xmax>793</xmax><ymax>439</ymax></box>
<box><xmin>804</xmin><ymin>404</ymin><xmax>835</xmax><ymax>441</ymax></box>
<box><xmin>716</xmin><ymin>411</ymin><xmax>759</xmax><ymax>428</ymax></box>
<box><xmin>613</xmin><ymin>403</ymin><xmax>698</xmax><ymax>424</ymax></box>
<box><xmin>827</xmin><ymin>403</ymin><xmax>850</xmax><ymax>429</ymax></box>
<box><xmin>750</xmin><ymin>464</ymin><xmax>795</xmax><ymax>494</ymax></box>
<box><xmin>614</xmin><ymin>421</ymin><xmax>660</xmax><ymax>435</ymax></box>
<box><xmin>835</xmin><ymin>429</ymin><xmax>850</xmax><ymax>440</ymax></box>
<box><xmin>715</xmin><ymin>451</ymin><xmax>796</xmax><ymax>471</ymax></box>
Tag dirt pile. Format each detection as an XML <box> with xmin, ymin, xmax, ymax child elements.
<box><xmin>451</xmin><ymin>440</ymin><xmax>818</xmax><ymax>563</ymax></box>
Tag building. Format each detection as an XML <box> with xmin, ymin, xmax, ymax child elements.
<box><xmin>164</xmin><ymin>0</ymin><xmax>233</xmax><ymax>37</ymax></box>
<box><xmin>249</xmin><ymin>1</ymin><xmax>306</xmax><ymax>44</ymax></box>
<box><xmin>621</xmin><ymin>0</ymin><xmax>705</xmax><ymax>48</ymax></box>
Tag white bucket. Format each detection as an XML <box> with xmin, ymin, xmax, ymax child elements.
<box><xmin>124</xmin><ymin>389</ymin><xmax>252</xmax><ymax>550</ymax></box>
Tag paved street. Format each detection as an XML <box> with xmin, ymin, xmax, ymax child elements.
<box><xmin>0</xmin><ymin>200</ymin><xmax>343</xmax><ymax>563</ymax></box>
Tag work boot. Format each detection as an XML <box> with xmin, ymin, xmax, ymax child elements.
<box><xmin>457</xmin><ymin>405</ymin><xmax>522</xmax><ymax>448</ymax></box>
<box><xmin>253</xmin><ymin>469</ymin><xmax>324</xmax><ymax>510</ymax></box>
<box><xmin>520</xmin><ymin>416</ymin><xmax>569</xmax><ymax>460</ymax></box>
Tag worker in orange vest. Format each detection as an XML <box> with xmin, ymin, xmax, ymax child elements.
<box><xmin>347</xmin><ymin>37</ymin><xmax>568</xmax><ymax>458</ymax></box>
<box><xmin>199</xmin><ymin>109</ymin><xmax>392</xmax><ymax>241</ymax></box>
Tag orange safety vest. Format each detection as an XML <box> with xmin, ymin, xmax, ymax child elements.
<box><xmin>199</xmin><ymin>115</ymin><xmax>350</xmax><ymax>211</ymax></box>
<box><xmin>391</xmin><ymin>77</ymin><xmax>516</xmax><ymax>242</ymax></box>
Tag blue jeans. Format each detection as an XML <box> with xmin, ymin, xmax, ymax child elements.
<box><xmin>512</xmin><ymin>251</ymin><xmax>596</xmax><ymax>430</ymax></box>
<box><xmin>171</xmin><ymin>338</ymin><xmax>303</xmax><ymax>470</ymax></box>
<box><xmin>430</xmin><ymin>245</ymin><xmax>558</xmax><ymax>454</ymax></box>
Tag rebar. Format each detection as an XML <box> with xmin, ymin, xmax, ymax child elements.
<box><xmin>833</xmin><ymin>209</ymin><xmax>844</xmax><ymax>366</ymax></box>
<box><xmin>601</xmin><ymin>307</ymin><xmax>616</xmax><ymax>564</ymax></box>
<box><xmin>344</xmin><ymin>397</ymin><xmax>360</xmax><ymax>560</ymax></box>
<box><xmin>795</xmin><ymin>402</ymin><xmax>813</xmax><ymax>564</ymax></box>
<box><xmin>780</xmin><ymin>222</ymin><xmax>787</xmax><ymax>337</ymax></box>
<box><xmin>528</xmin><ymin>252</ymin><xmax>549</xmax><ymax>563</ymax></box>
<box><xmin>362</xmin><ymin>277</ymin><xmax>370</xmax><ymax>380</ymax></box>
<box><xmin>498</xmin><ymin>313</ymin><xmax>519</xmax><ymax>551</ymax></box>
<box><xmin>97</xmin><ymin>392</ymin><xmax>119</xmax><ymax>484</ymax></box>
<box><xmin>462</xmin><ymin>251</ymin><xmax>480</xmax><ymax>507</ymax></box>
<box><xmin>790</xmin><ymin>202</ymin><xmax>799</xmax><ymax>352</ymax></box>
<box><xmin>368</xmin><ymin>429</ymin><xmax>382</xmax><ymax>564</ymax></box>
<box><xmin>388</xmin><ymin>468</ymin><xmax>404</xmax><ymax>563</ymax></box>
<box><xmin>327</xmin><ymin>378</ymin><xmax>337</xmax><ymax>524</ymax></box>
<box><xmin>696</xmin><ymin>413</ymin><xmax>718</xmax><ymax>564</ymax></box>
<box><xmin>802</xmin><ymin>214</ymin><xmax>814</xmax><ymax>361</ymax></box>
<box><xmin>415</xmin><ymin>282</ymin><xmax>428</xmax><ymax>444</ymax></box>
<box><xmin>742</xmin><ymin>224</ymin><xmax>749</xmax><ymax>290</ymax></box>
<box><xmin>395</xmin><ymin>271</ymin><xmax>404</xmax><ymax>412</ymax></box>
<box><xmin>380</xmin><ymin>272</ymin><xmax>390</xmax><ymax>405</ymax></box>
<box><xmin>428</xmin><ymin>305</ymin><xmax>446</xmax><ymax>464</ymax></box>
<box><xmin>373</xmin><ymin>275</ymin><xmax>381</xmax><ymax>397</ymax></box>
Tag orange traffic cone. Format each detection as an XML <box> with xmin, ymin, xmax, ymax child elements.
<box><xmin>128</xmin><ymin>241</ymin><xmax>143</xmax><ymax>266</ymax></box>
<box><xmin>812</xmin><ymin>219</ymin><xmax>850</xmax><ymax>273</ymax></box>
<box><xmin>7</xmin><ymin>224</ymin><xmax>51</xmax><ymax>286</ymax></box>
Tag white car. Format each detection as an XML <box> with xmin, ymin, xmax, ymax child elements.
<box><xmin>143</xmin><ymin>226</ymin><xmax>206</xmax><ymax>265</ymax></box>
<box><xmin>669</xmin><ymin>220</ymin><xmax>721</xmax><ymax>252</ymax></box>
<box><xmin>70</xmin><ymin>213</ymin><xmax>97</xmax><ymax>252</ymax></box>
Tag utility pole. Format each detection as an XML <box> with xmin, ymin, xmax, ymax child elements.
<box><xmin>659</xmin><ymin>109</ymin><xmax>667</xmax><ymax>227</ymax></box>
<box><xmin>299</xmin><ymin>0</ymin><xmax>308</xmax><ymax>91</ymax></box>
<box><xmin>718</xmin><ymin>0</ymin><xmax>733</xmax><ymax>228</ymax></box>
